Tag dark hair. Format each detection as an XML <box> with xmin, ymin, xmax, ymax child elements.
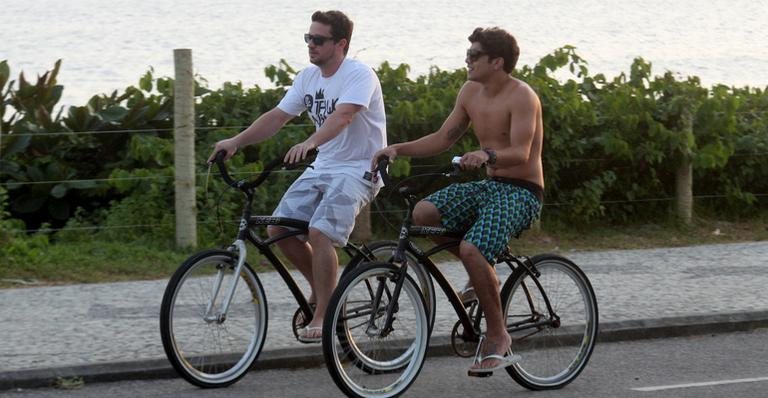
<box><xmin>311</xmin><ymin>10</ymin><xmax>354</xmax><ymax>55</ymax></box>
<box><xmin>468</xmin><ymin>27</ymin><xmax>519</xmax><ymax>73</ymax></box>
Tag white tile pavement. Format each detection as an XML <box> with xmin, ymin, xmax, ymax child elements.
<box><xmin>1</xmin><ymin>241</ymin><xmax>766</xmax><ymax>372</ymax></box>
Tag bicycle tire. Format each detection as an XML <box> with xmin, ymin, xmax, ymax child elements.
<box><xmin>500</xmin><ymin>254</ymin><xmax>598</xmax><ymax>390</ymax></box>
<box><xmin>323</xmin><ymin>262</ymin><xmax>429</xmax><ymax>398</ymax></box>
<box><xmin>160</xmin><ymin>249</ymin><xmax>268</xmax><ymax>388</ymax></box>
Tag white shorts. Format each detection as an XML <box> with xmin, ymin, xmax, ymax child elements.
<box><xmin>272</xmin><ymin>170</ymin><xmax>379</xmax><ymax>246</ymax></box>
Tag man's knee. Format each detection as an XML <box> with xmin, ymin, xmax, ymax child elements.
<box><xmin>459</xmin><ymin>241</ymin><xmax>488</xmax><ymax>265</ymax></box>
<box><xmin>307</xmin><ymin>227</ymin><xmax>333</xmax><ymax>245</ymax></box>
<box><xmin>413</xmin><ymin>200</ymin><xmax>441</xmax><ymax>226</ymax></box>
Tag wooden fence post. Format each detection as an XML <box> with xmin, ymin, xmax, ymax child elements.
<box><xmin>675</xmin><ymin>112</ymin><xmax>694</xmax><ymax>225</ymax></box>
<box><xmin>174</xmin><ymin>49</ymin><xmax>197</xmax><ymax>248</ymax></box>
<box><xmin>675</xmin><ymin>155</ymin><xmax>693</xmax><ymax>224</ymax></box>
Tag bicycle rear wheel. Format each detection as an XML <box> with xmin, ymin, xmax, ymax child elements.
<box><xmin>500</xmin><ymin>254</ymin><xmax>598</xmax><ymax>390</ymax></box>
<box><xmin>323</xmin><ymin>262</ymin><xmax>429</xmax><ymax>398</ymax></box>
<box><xmin>160</xmin><ymin>250</ymin><xmax>268</xmax><ymax>388</ymax></box>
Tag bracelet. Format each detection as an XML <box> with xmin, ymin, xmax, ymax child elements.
<box><xmin>482</xmin><ymin>148</ymin><xmax>497</xmax><ymax>165</ymax></box>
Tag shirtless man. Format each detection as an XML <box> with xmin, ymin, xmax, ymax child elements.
<box><xmin>371</xmin><ymin>27</ymin><xmax>543</xmax><ymax>376</ymax></box>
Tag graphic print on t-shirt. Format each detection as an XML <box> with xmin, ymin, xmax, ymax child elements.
<box><xmin>303</xmin><ymin>89</ymin><xmax>338</xmax><ymax>127</ymax></box>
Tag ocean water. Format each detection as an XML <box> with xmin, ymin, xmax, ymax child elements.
<box><xmin>2</xmin><ymin>0</ymin><xmax>767</xmax><ymax>107</ymax></box>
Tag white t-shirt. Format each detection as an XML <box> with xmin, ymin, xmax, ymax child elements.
<box><xmin>277</xmin><ymin>58</ymin><xmax>387</xmax><ymax>178</ymax></box>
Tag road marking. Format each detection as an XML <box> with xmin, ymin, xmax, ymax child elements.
<box><xmin>632</xmin><ymin>377</ymin><xmax>768</xmax><ymax>392</ymax></box>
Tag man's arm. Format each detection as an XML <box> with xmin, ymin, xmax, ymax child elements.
<box><xmin>284</xmin><ymin>103</ymin><xmax>364</xmax><ymax>163</ymax></box>
<box><xmin>494</xmin><ymin>88</ymin><xmax>539</xmax><ymax>167</ymax></box>
<box><xmin>372</xmin><ymin>83</ymin><xmax>472</xmax><ymax>167</ymax></box>
<box><xmin>208</xmin><ymin>107</ymin><xmax>294</xmax><ymax>162</ymax></box>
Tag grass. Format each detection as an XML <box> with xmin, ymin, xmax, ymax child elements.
<box><xmin>515</xmin><ymin>217</ymin><xmax>768</xmax><ymax>253</ymax></box>
<box><xmin>0</xmin><ymin>241</ymin><xmax>189</xmax><ymax>288</ymax></box>
<box><xmin>1</xmin><ymin>217</ymin><xmax>766</xmax><ymax>288</ymax></box>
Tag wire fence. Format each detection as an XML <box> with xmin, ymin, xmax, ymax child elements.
<box><xmin>0</xmin><ymin>124</ymin><xmax>313</xmax><ymax>138</ymax></box>
<box><xmin>3</xmin><ymin>126</ymin><xmax>767</xmax><ymax>235</ymax></box>
<box><xmin>2</xmin><ymin>123</ymin><xmax>766</xmax><ymax>183</ymax></box>
<box><xmin>7</xmin><ymin>192</ymin><xmax>767</xmax><ymax>235</ymax></box>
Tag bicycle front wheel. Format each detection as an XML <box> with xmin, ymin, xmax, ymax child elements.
<box><xmin>345</xmin><ymin>241</ymin><xmax>436</xmax><ymax>333</ymax></box>
<box><xmin>500</xmin><ymin>254</ymin><xmax>598</xmax><ymax>390</ymax></box>
<box><xmin>160</xmin><ymin>250</ymin><xmax>268</xmax><ymax>388</ymax></box>
<box><xmin>323</xmin><ymin>262</ymin><xmax>429</xmax><ymax>398</ymax></box>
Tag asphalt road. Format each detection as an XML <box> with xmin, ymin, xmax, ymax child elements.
<box><xmin>6</xmin><ymin>328</ymin><xmax>767</xmax><ymax>398</ymax></box>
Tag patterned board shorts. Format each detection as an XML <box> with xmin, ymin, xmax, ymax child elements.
<box><xmin>424</xmin><ymin>179</ymin><xmax>542</xmax><ymax>264</ymax></box>
<box><xmin>272</xmin><ymin>170</ymin><xmax>378</xmax><ymax>246</ymax></box>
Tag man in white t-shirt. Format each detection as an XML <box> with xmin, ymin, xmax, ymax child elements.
<box><xmin>209</xmin><ymin>10</ymin><xmax>386</xmax><ymax>343</ymax></box>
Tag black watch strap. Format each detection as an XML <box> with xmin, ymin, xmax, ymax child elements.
<box><xmin>482</xmin><ymin>148</ymin><xmax>497</xmax><ymax>165</ymax></box>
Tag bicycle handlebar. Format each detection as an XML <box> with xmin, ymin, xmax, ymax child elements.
<box><xmin>212</xmin><ymin>148</ymin><xmax>318</xmax><ymax>191</ymax></box>
<box><xmin>391</xmin><ymin>155</ymin><xmax>466</xmax><ymax>197</ymax></box>
<box><xmin>373</xmin><ymin>155</ymin><xmax>391</xmax><ymax>187</ymax></box>
<box><xmin>213</xmin><ymin>150</ymin><xmax>237</xmax><ymax>187</ymax></box>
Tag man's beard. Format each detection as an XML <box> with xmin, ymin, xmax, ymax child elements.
<box><xmin>309</xmin><ymin>53</ymin><xmax>327</xmax><ymax>66</ymax></box>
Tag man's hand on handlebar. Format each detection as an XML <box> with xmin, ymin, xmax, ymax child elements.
<box><xmin>370</xmin><ymin>147</ymin><xmax>397</xmax><ymax>184</ymax></box>
<box><xmin>207</xmin><ymin>138</ymin><xmax>239</xmax><ymax>164</ymax></box>
<box><xmin>457</xmin><ymin>150</ymin><xmax>490</xmax><ymax>170</ymax></box>
<box><xmin>284</xmin><ymin>140</ymin><xmax>317</xmax><ymax>165</ymax></box>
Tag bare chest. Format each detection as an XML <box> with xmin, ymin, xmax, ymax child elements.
<box><xmin>466</xmin><ymin>99</ymin><xmax>511</xmax><ymax>139</ymax></box>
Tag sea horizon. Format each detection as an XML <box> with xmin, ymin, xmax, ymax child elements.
<box><xmin>2</xmin><ymin>0</ymin><xmax>766</xmax><ymax>108</ymax></box>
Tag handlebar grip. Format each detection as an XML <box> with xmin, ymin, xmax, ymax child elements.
<box><xmin>376</xmin><ymin>156</ymin><xmax>391</xmax><ymax>186</ymax></box>
<box><xmin>283</xmin><ymin>147</ymin><xmax>319</xmax><ymax>170</ymax></box>
<box><xmin>213</xmin><ymin>150</ymin><xmax>236</xmax><ymax>186</ymax></box>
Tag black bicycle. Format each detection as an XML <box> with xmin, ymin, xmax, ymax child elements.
<box><xmin>322</xmin><ymin>157</ymin><xmax>599</xmax><ymax>398</ymax></box>
<box><xmin>159</xmin><ymin>151</ymin><xmax>436</xmax><ymax>388</ymax></box>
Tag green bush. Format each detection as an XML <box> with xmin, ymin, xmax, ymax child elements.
<box><xmin>1</xmin><ymin>50</ymin><xmax>766</xmax><ymax>249</ymax></box>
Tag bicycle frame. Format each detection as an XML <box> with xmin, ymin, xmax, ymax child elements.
<box><xmin>371</xmin><ymin>158</ymin><xmax>562</xmax><ymax>344</ymax></box>
<box><xmin>206</xmin><ymin>151</ymin><xmax>378</xmax><ymax>326</ymax></box>
<box><xmin>379</xmin><ymin>216</ymin><xmax>563</xmax><ymax>345</ymax></box>
<box><xmin>499</xmin><ymin>255</ymin><xmax>562</xmax><ymax>335</ymax></box>
<box><xmin>372</xmin><ymin>183</ymin><xmax>491</xmax><ymax>340</ymax></box>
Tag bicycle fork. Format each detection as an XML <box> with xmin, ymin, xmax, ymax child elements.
<box><xmin>203</xmin><ymin>239</ymin><xmax>248</xmax><ymax>324</ymax></box>
<box><xmin>365</xmin><ymin>261</ymin><xmax>408</xmax><ymax>337</ymax></box>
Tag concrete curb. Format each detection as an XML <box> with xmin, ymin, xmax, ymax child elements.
<box><xmin>3</xmin><ymin>311</ymin><xmax>768</xmax><ymax>391</ymax></box>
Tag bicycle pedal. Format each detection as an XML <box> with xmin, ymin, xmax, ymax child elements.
<box><xmin>467</xmin><ymin>370</ymin><xmax>493</xmax><ymax>378</ymax></box>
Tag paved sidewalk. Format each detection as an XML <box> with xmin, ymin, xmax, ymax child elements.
<box><xmin>1</xmin><ymin>241</ymin><xmax>767</xmax><ymax>389</ymax></box>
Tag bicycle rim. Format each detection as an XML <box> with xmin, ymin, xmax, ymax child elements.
<box><xmin>501</xmin><ymin>255</ymin><xmax>598</xmax><ymax>389</ymax></box>
<box><xmin>160</xmin><ymin>251</ymin><xmax>268</xmax><ymax>387</ymax></box>
<box><xmin>324</xmin><ymin>262</ymin><xmax>429</xmax><ymax>398</ymax></box>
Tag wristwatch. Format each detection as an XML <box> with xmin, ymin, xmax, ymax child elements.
<box><xmin>482</xmin><ymin>148</ymin><xmax>497</xmax><ymax>165</ymax></box>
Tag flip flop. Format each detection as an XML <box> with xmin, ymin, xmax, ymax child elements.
<box><xmin>467</xmin><ymin>336</ymin><xmax>521</xmax><ymax>377</ymax></box>
<box><xmin>467</xmin><ymin>350</ymin><xmax>521</xmax><ymax>377</ymax></box>
<box><xmin>297</xmin><ymin>326</ymin><xmax>322</xmax><ymax>344</ymax></box>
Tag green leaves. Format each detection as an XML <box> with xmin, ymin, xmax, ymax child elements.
<box><xmin>264</xmin><ymin>59</ymin><xmax>298</xmax><ymax>87</ymax></box>
<box><xmin>0</xmin><ymin>61</ymin><xmax>10</xmax><ymax>89</ymax></box>
<box><xmin>139</xmin><ymin>69</ymin><xmax>153</xmax><ymax>92</ymax></box>
<box><xmin>1</xmin><ymin>49</ymin><xmax>766</xmax><ymax>239</ymax></box>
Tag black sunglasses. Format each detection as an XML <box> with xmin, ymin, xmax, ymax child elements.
<box><xmin>304</xmin><ymin>33</ymin><xmax>334</xmax><ymax>46</ymax></box>
<box><xmin>466</xmin><ymin>49</ymin><xmax>488</xmax><ymax>62</ymax></box>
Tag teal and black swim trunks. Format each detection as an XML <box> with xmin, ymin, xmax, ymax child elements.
<box><xmin>424</xmin><ymin>177</ymin><xmax>543</xmax><ymax>264</ymax></box>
